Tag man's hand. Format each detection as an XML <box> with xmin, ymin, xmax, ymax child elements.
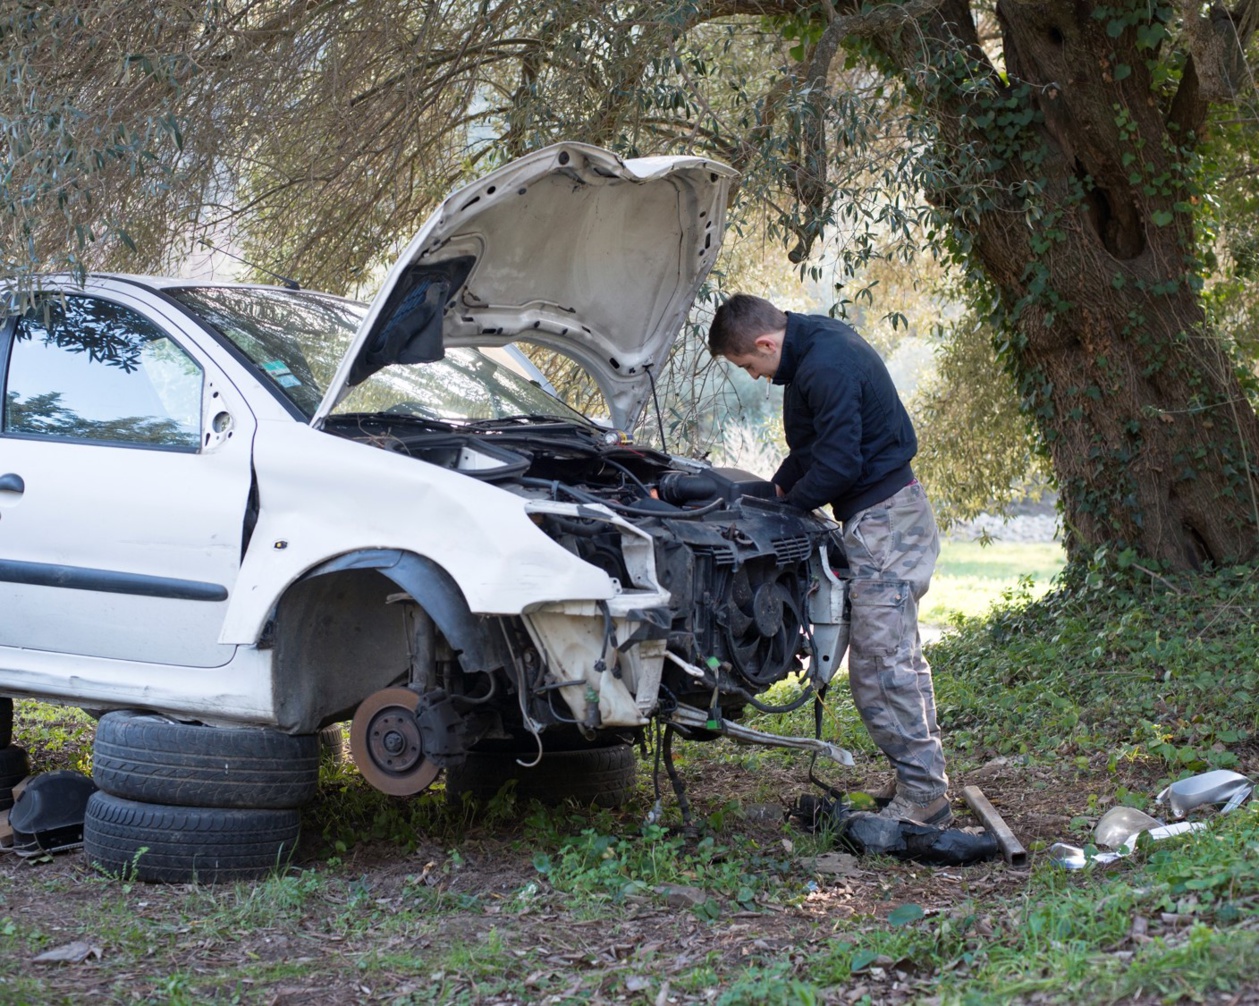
<box><xmin>775</xmin><ymin>484</ymin><xmax>785</xmax><ymax>498</ymax></box>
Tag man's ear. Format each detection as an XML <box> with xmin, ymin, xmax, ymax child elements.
<box><xmin>754</xmin><ymin>333</ymin><xmax>780</xmax><ymax>355</ymax></box>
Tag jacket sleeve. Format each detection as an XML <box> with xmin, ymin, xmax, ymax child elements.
<box><xmin>772</xmin><ymin>447</ymin><xmax>811</xmax><ymax>492</ymax></box>
<box><xmin>784</xmin><ymin>364</ymin><xmax>864</xmax><ymax>511</ymax></box>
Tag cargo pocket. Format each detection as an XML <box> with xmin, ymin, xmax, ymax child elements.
<box><xmin>845</xmin><ymin>504</ymin><xmax>893</xmax><ymax>574</ymax></box>
<box><xmin>847</xmin><ymin>579</ymin><xmax>907</xmax><ymax>658</ymax></box>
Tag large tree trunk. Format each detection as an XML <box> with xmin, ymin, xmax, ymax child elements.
<box><xmin>868</xmin><ymin>0</ymin><xmax>1259</xmax><ymax>568</ymax></box>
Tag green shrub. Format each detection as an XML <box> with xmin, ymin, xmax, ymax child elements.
<box><xmin>932</xmin><ymin>558</ymin><xmax>1259</xmax><ymax>773</ymax></box>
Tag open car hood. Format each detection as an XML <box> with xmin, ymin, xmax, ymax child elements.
<box><xmin>312</xmin><ymin>143</ymin><xmax>736</xmax><ymax>431</ymax></box>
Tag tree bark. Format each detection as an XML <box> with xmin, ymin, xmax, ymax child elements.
<box><xmin>862</xmin><ymin>0</ymin><xmax>1259</xmax><ymax>567</ymax></box>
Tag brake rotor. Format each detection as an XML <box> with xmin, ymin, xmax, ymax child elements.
<box><xmin>350</xmin><ymin>687</ymin><xmax>441</xmax><ymax>796</ymax></box>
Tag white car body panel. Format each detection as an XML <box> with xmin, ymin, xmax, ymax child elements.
<box><xmin>0</xmin><ymin>643</ymin><xmax>275</xmax><ymax>722</ymax></box>
<box><xmin>315</xmin><ymin>143</ymin><xmax>736</xmax><ymax>431</ymax></box>
<box><xmin>218</xmin><ymin>420</ymin><xmax>621</xmax><ymax>643</ymax></box>
<box><xmin>0</xmin><ymin>283</ymin><xmax>256</xmax><ymax>668</ymax></box>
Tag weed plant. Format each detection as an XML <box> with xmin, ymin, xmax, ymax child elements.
<box><xmin>530</xmin><ymin>824</ymin><xmax>790</xmax><ymax>916</ymax></box>
<box><xmin>9</xmin><ymin>700</ymin><xmax>95</xmax><ymax>775</ymax></box>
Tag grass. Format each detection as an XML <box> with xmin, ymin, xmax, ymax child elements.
<box><xmin>4</xmin><ymin>557</ymin><xmax>1259</xmax><ymax>1003</ymax></box>
<box><xmin>922</xmin><ymin>538</ymin><xmax>1066</xmax><ymax>626</ymax></box>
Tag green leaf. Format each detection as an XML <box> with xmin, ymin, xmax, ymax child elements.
<box><xmin>1114</xmin><ymin>64</ymin><xmax>1132</xmax><ymax>81</ymax></box>
<box><xmin>851</xmin><ymin>949</ymin><xmax>879</xmax><ymax>972</ymax></box>
<box><xmin>1151</xmin><ymin>210</ymin><xmax>1174</xmax><ymax>227</ymax></box>
<box><xmin>1136</xmin><ymin>23</ymin><xmax>1166</xmax><ymax>50</ymax></box>
<box><xmin>889</xmin><ymin>903</ymin><xmax>925</xmax><ymax>927</ymax></box>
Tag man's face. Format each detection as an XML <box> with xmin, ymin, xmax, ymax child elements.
<box><xmin>724</xmin><ymin>332</ymin><xmax>782</xmax><ymax>381</ymax></box>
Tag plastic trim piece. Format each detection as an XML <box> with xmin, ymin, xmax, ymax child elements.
<box><xmin>0</xmin><ymin>559</ymin><xmax>229</xmax><ymax>601</ymax></box>
<box><xmin>300</xmin><ymin>549</ymin><xmax>505</xmax><ymax>672</ymax></box>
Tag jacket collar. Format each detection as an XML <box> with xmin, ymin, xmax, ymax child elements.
<box><xmin>773</xmin><ymin>312</ymin><xmax>807</xmax><ymax>386</ymax></box>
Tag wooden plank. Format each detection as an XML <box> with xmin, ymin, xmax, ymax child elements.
<box><xmin>962</xmin><ymin>784</ymin><xmax>1028</xmax><ymax>869</ymax></box>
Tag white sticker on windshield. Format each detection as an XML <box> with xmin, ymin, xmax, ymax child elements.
<box><xmin>276</xmin><ymin>374</ymin><xmax>302</xmax><ymax>388</ymax></box>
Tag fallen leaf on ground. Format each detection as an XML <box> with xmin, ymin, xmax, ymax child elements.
<box><xmin>33</xmin><ymin>941</ymin><xmax>101</xmax><ymax>964</ymax></box>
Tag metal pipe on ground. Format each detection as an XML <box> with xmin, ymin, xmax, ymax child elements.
<box><xmin>962</xmin><ymin>784</ymin><xmax>1028</xmax><ymax>869</ymax></box>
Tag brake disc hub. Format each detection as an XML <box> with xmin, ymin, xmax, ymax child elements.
<box><xmin>350</xmin><ymin>687</ymin><xmax>441</xmax><ymax>796</ymax></box>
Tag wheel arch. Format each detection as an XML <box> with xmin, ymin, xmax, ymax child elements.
<box><xmin>270</xmin><ymin>548</ymin><xmax>508</xmax><ymax>733</ymax></box>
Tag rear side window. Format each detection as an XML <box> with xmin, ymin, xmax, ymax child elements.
<box><xmin>3</xmin><ymin>296</ymin><xmax>203</xmax><ymax>450</ymax></box>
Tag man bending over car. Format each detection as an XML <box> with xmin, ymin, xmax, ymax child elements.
<box><xmin>708</xmin><ymin>294</ymin><xmax>951</xmax><ymax>826</ymax></box>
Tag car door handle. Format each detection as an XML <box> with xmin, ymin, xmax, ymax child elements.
<box><xmin>0</xmin><ymin>473</ymin><xmax>25</xmax><ymax>493</ymax></box>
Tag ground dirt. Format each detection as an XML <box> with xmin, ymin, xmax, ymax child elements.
<box><xmin>4</xmin><ymin>734</ymin><xmax>1258</xmax><ymax>1005</ymax></box>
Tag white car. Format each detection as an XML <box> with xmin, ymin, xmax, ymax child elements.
<box><xmin>0</xmin><ymin>145</ymin><xmax>848</xmax><ymax>875</ymax></box>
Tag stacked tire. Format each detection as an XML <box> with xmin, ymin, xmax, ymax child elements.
<box><xmin>0</xmin><ymin>698</ymin><xmax>30</xmax><ymax>813</ymax></box>
<box><xmin>85</xmin><ymin>711</ymin><xmax>319</xmax><ymax>884</ymax></box>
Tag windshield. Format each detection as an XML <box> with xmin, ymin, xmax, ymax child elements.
<box><xmin>167</xmin><ymin>286</ymin><xmax>589</xmax><ymax>424</ymax></box>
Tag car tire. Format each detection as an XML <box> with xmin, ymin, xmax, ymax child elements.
<box><xmin>0</xmin><ymin>698</ymin><xmax>12</xmax><ymax>749</ymax></box>
<box><xmin>83</xmin><ymin>792</ymin><xmax>300</xmax><ymax>884</ymax></box>
<box><xmin>92</xmin><ymin>711</ymin><xmax>319</xmax><ymax>809</ymax></box>
<box><xmin>318</xmin><ymin>723</ymin><xmax>345</xmax><ymax>766</ymax></box>
<box><xmin>0</xmin><ymin>744</ymin><xmax>29</xmax><ymax>812</ymax></box>
<box><xmin>444</xmin><ymin>742</ymin><xmax>639</xmax><ymax>808</ymax></box>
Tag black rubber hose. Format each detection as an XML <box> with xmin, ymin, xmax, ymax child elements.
<box><xmin>744</xmin><ymin>682</ymin><xmax>817</xmax><ymax>714</ymax></box>
<box><xmin>520</xmin><ymin>477</ymin><xmax>725</xmax><ymax>520</ymax></box>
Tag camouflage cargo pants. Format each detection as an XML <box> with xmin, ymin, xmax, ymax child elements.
<box><xmin>840</xmin><ymin>480</ymin><xmax>948</xmax><ymax>801</ymax></box>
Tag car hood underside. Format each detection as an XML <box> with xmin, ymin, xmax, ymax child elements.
<box><xmin>314</xmin><ymin>143</ymin><xmax>737</xmax><ymax>431</ymax></box>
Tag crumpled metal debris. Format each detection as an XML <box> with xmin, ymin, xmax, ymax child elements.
<box><xmin>788</xmin><ymin>794</ymin><xmax>999</xmax><ymax>867</ymax></box>
<box><xmin>1094</xmin><ymin>806</ymin><xmax>1164</xmax><ymax>851</ymax></box>
<box><xmin>1156</xmin><ymin>769</ymin><xmax>1253</xmax><ymax>817</ymax></box>
<box><xmin>1049</xmin><ymin>820</ymin><xmax>1208</xmax><ymax>869</ymax></box>
<box><xmin>1049</xmin><ymin>767</ymin><xmax>1255</xmax><ymax>869</ymax></box>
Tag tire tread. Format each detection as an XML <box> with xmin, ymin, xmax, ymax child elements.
<box><xmin>93</xmin><ymin>712</ymin><xmax>318</xmax><ymax>808</ymax></box>
<box><xmin>84</xmin><ymin>792</ymin><xmax>299</xmax><ymax>883</ymax></box>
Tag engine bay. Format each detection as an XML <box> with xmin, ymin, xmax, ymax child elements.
<box><xmin>326</xmin><ymin>412</ymin><xmax>839</xmax><ymax>719</ymax></box>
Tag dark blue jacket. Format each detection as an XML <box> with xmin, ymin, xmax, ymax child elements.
<box><xmin>772</xmin><ymin>313</ymin><xmax>917</xmax><ymax>522</ymax></box>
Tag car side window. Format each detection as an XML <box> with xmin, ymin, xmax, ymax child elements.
<box><xmin>3</xmin><ymin>296</ymin><xmax>203</xmax><ymax>450</ymax></box>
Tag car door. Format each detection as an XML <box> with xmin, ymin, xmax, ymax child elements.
<box><xmin>0</xmin><ymin>286</ymin><xmax>256</xmax><ymax>669</ymax></box>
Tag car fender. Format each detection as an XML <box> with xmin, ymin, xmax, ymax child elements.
<box><xmin>218</xmin><ymin>421</ymin><xmax>617</xmax><ymax>644</ymax></box>
<box><xmin>299</xmin><ymin>548</ymin><xmax>504</xmax><ymax>672</ymax></box>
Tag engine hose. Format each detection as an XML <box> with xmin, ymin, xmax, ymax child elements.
<box><xmin>543</xmin><ymin>514</ymin><xmax>611</xmax><ymax>537</ymax></box>
<box><xmin>662</xmin><ymin>724</ymin><xmax>693</xmax><ymax>827</ymax></box>
<box><xmin>745</xmin><ymin>681</ymin><xmax>818</xmax><ymax>714</ymax></box>
<box><xmin>598</xmin><ymin>455</ymin><xmax>653</xmax><ymax>495</ymax></box>
<box><xmin>519</xmin><ymin>477</ymin><xmax>726</xmax><ymax>520</ymax></box>
<box><xmin>677</xmin><ymin>665</ymin><xmax>815</xmax><ymax>715</ymax></box>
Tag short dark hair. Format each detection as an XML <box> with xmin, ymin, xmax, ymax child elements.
<box><xmin>707</xmin><ymin>294</ymin><xmax>788</xmax><ymax>357</ymax></box>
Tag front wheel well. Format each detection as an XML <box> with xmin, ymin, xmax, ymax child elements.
<box><xmin>270</xmin><ymin>566</ymin><xmax>413</xmax><ymax>733</ymax></box>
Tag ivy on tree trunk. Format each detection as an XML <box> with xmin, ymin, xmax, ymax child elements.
<box><xmin>822</xmin><ymin>0</ymin><xmax>1259</xmax><ymax>568</ymax></box>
